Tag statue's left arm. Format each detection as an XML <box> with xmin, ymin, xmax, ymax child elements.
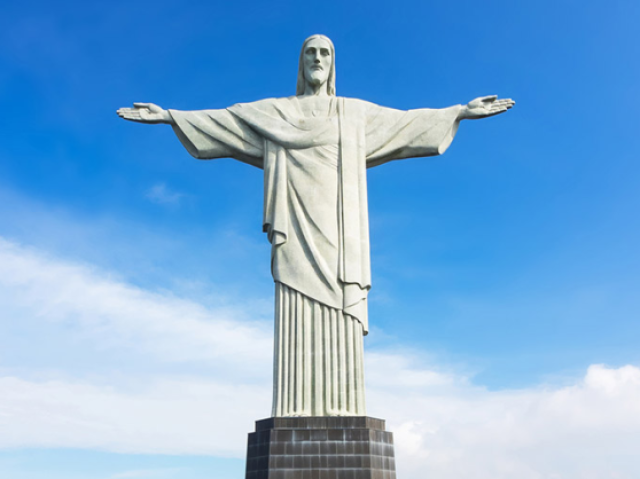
<box><xmin>364</xmin><ymin>95</ymin><xmax>514</xmax><ymax>168</ymax></box>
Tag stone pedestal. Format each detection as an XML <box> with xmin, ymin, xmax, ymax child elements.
<box><xmin>245</xmin><ymin>417</ymin><xmax>396</xmax><ymax>479</ymax></box>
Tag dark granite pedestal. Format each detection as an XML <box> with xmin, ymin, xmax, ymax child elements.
<box><xmin>245</xmin><ymin>417</ymin><xmax>396</xmax><ymax>479</ymax></box>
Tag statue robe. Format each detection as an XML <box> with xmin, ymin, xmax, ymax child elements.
<box><xmin>169</xmin><ymin>97</ymin><xmax>461</xmax><ymax>415</ymax></box>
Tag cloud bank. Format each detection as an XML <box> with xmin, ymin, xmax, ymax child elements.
<box><xmin>1</xmin><ymin>236</ymin><xmax>639</xmax><ymax>478</ymax></box>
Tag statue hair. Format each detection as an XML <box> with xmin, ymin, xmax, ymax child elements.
<box><xmin>296</xmin><ymin>34</ymin><xmax>336</xmax><ymax>96</ymax></box>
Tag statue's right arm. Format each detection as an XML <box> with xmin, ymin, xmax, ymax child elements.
<box><xmin>117</xmin><ymin>102</ymin><xmax>264</xmax><ymax>168</ymax></box>
<box><xmin>117</xmin><ymin>103</ymin><xmax>173</xmax><ymax>124</ymax></box>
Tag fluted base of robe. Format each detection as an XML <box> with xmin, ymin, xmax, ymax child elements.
<box><xmin>272</xmin><ymin>283</ymin><xmax>366</xmax><ymax>417</ymax></box>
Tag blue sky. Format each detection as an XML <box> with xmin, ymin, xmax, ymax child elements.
<box><xmin>1</xmin><ymin>1</ymin><xmax>639</xmax><ymax>478</ymax></box>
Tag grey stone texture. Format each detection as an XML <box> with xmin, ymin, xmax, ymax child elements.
<box><xmin>117</xmin><ymin>34</ymin><xmax>514</xmax><ymax>419</ymax></box>
<box><xmin>245</xmin><ymin>417</ymin><xmax>396</xmax><ymax>479</ymax></box>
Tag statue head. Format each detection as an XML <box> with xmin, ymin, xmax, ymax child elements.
<box><xmin>296</xmin><ymin>34</ymin><xmax>336</xmax><ymax>96</ymax></box>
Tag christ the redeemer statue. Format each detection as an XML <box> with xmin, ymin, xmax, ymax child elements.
<box><xmin>118</xmin><ymin>34</ymin><xmax>514</xmax><ymax>418</ymax></box>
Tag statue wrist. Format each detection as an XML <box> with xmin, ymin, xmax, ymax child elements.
<box><xmin>457</xmin><ymin>105</ymin><xmax>468</xmax><ymax>121</ymax></box>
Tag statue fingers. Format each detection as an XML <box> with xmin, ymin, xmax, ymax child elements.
<box><xmin>492</xmin><ymin>99</ymin><xmax>514</xmax><ymax>109</ymax></box>
<box><xmin>133</xmin><ymin>102</ymin><xmax>152</xmax><ymax>109</ymax></box>
<box><xmin>490</xmin><ymin>103</ymin><xmax>509</xmax><ymax>110</ymax></box>
<box><xmin>488</xmin><ymin>107</ymin><xmax>509</xmax><ymax>116</ymax></box>
<box><xmin>117</xmin><ymin>108</ymin><xmax>142</xmax><ymax>120</ymax></box>
<box><xmin>480</xmin><ymin>94</ymin><xmax>498</xmax><ymax>103</ymax></box>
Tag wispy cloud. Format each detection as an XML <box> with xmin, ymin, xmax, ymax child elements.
<box><xmin>0</xmin><ymin>375</ymin><xmax>266</xmax><ymax>456</ymax></box>
<box><xmin>0</xmin><ymin>237</ymin><xmax>272</xmax><ymax>373</ymax></box>
<box><xmin>145</xmin><ymin>183</ymin><xmax>186</xmax><ymax>206</ymax></box>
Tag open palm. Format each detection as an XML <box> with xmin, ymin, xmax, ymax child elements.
<box><xmin>460</xmin><ymin>95</ymin><xmax>515</xmax><ymax>120</ymax></box>
<box><xmin>116</xmin><ymin>103</ymin><xmax>172</xmax><ymax>124</ymax></box>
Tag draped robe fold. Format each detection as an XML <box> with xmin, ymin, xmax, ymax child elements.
<box><xmin>169</xmin><ymin>97</ymin><xmax>461</xmax><ymax>416</ymax></box>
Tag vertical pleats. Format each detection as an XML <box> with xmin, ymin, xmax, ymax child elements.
<box><xmin>272</xmin><ymin>282</ymin><xmax>366</xmax><ymax>417</ymax></box>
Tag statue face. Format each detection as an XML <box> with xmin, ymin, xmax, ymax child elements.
<box><xmin>303</xmin><ymin>37</ymin><xmax>332</xmax><ymax>88</ymax></box>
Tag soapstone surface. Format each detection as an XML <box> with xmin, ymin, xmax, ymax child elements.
<box><xmin>117</xmin><ymin>34</ymin><xmax>514</xmax><ymax>417</ymax></box>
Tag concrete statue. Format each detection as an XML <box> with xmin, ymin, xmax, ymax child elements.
<box><xmin>117</xmin><ymin>34</ymin><xmax>514</xmax><ymax>419</ymax></box>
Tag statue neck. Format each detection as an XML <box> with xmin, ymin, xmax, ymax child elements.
<box><xmin>303</xmin><ymin>82</ymin><xmax>330</xmax><ymax>97</ymax></box>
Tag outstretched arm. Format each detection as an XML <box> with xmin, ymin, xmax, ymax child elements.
<box><xmin>458</xmin><ymin>95</ymin><xmax>515</xmax><ymax>120</ymax></box>
<box><xmin>117</xmin><ymin>103</ymin><xmax>174</xmax><ymax>125</ymax></box>
<box><xmin>363</xmin><ymin>94</ymin><xmax>514</xmax><ymax>167</ymax></box>
<box><xmin>118</xmin><ymin>102</ymin><xmax>264</xmax><ymax>168</ymax></box>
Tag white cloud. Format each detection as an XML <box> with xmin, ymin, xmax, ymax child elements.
<box><xmin>367</xmin><ymin>356</ymin><xmax>640</xmax><ymax>479</ymax></box>
<box><xmin>1</xmin><ymin>237</ymin><xmax>639</xmax><ymax>478</ymax></box>
<box><xmin>0</xmin><ymin>375</ymin><xmax>267</xmax><ymax>456</ymax></box>
<box><xmin>0</xmin><ymin>360</ymin><xmax>639</xmax><ymax>478</ymax></box>
<box><xmin>145</xmin><ymin>183</ymin><xmax>185</xmax><ymax>206</ymax></box>
<box><xmin>0</xmin><ymin>237</ymin><xmax>272</xmax><ymax>373</ymax></box>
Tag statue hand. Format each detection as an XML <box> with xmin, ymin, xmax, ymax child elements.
<box><xmin>459</xmin><ymin>95</ymin><xmax>515</xmax><ymax>120</ymax></box>
<box><xmin>116</xmin><ymin>102</ymin><xmax>173</xmax><ymax>124</ymax></box>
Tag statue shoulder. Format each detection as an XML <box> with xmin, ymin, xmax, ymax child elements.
<box><xmin>338</xmin><ymin>96</ymin><xmax>374</xmax><ymax>105</ymax></box>
<box><xmin>229</xmin><ymin>96</ymin><xmax>297</xmax><ymax>115</ymax></box>
<box><xmin>337</xmin><ymin>97</ymin><xmax>380</xmax><ymax>115</ymax></box>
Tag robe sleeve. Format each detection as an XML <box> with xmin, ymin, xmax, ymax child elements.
<box><xmin>168</xmin><ymin>109</ymin><xmax>265</xmax><ymax>169</ymax></box>
<box><xmin>364</xmin><ymin>103</ymin><xmax>463</xmax><ymax>168</ymax></box>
